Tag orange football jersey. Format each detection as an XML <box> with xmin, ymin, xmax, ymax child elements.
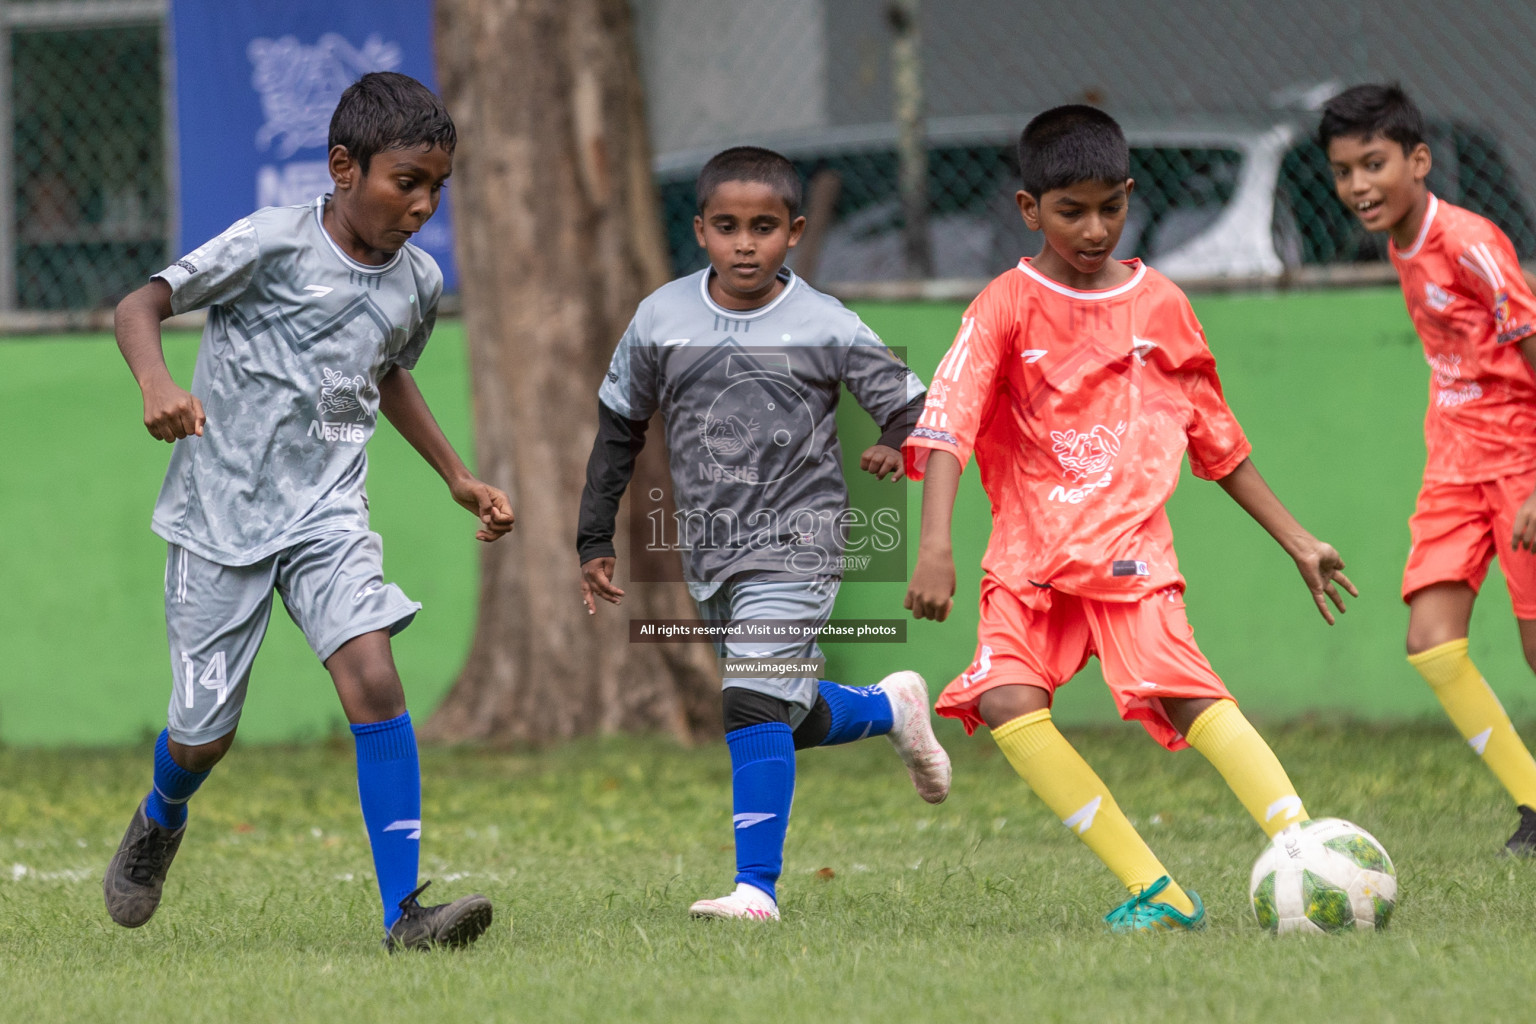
<box><xmin>1392</xmin><ymin>194</ymin><xmax>1536</xmax><ymax>484</ymax></box>
<box><xmin>905</xmin><ymin>258</ymin><xmax>1251</xmax><ymax>601</ymax></box>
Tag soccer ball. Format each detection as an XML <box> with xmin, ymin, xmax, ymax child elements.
<box><xmin>1248</xmin><ymin>817</ymin><xmax>1396</xmax><ymax>934</ymax></box>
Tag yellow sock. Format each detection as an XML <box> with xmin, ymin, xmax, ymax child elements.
<box><xmin>992</xmin><ymin>709</ymin><xmax>1195</xmax><ymax>915</ymax></box>
<box><xmin>1184</xmin><ymin>699</ymin><xmax>1307</xmax><ymax>837</ymax></box>
<box><xmin>1410</xmin><ymin>639</ymin><xmax>1536</xmax><ymax>808</ymax></box>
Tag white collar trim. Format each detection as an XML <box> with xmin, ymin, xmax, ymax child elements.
<box><xmin>699</xmin><ymin>267</ymin><xmax>798</xmax><ymax>319</ymax></box>
<box><xmin>313</xmin><ymin>195</ymin><xmax>402</xmax><ymax>275</ymax></box>
<box><xmin>1393</xmin><ymin>193</ymin><xmax>1438</xmax><ymax>261</ymax></box>
<box><xmin>1015</xmin><ymin>257</ymin><xmax>1146</xmax><ymax>299</ymax></box>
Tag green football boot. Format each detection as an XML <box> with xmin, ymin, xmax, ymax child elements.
<box><xmin>1103</xmin><ymin>875</ymin><xmax>1207</xmax><ymax>933</ymax></box>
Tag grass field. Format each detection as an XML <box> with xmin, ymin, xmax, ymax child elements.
<box><xmin>6</xmin><ymin>289</ymin><xmax>1536</xmax><ymax>1021</ymax></box>
<box><xmin>1</xmin><ymin>722</ymin><xmax>1533</xmax><ymax>1022</ymax></box>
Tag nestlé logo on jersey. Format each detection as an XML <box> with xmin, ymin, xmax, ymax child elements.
<box><xmin>307</xmin><ymin>366</ymin><xmax>371</xmax><ymax>444</ymax></box>
<box><xmin>1048</xmin><ymin>422</ymin><xmax>1125</xmax><ymax>504</ymax></box>
<box><xmin>1426</xmin><ymin>353</ymin><xmax>1482</xmax><ymax>408</ymax></box>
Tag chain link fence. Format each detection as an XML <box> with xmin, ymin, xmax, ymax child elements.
<box><xmin>658</xmin><ymin>116</ymin><xmax>1536</xmax><ymax>286</ymax></box>
<box><xmin>6</xmin><ymin>0</ymin><xmax>1536</xmax><ymax>310</ymax></box>
<box><xmin>643</xmin><ymin>0</ymin><xmax>1536</xmax><ymax>287</ymax></box>
<box><xmin>3</xmin><ymin>1</ymin><xmax>169</xmax><ymax>313</ymax></box>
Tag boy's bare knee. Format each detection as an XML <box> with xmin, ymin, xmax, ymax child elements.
<box><xmin>168</xmin><ymin>729</ymin><xmax>236</xmax><ymax>773</ymax></box>
<box><xmin>1406</xmin><ymin>625</ymin><xmax>1464</xmax><ymax>656</ymax></box>
<box><xmin>350</xmin><ymin>685</ymin><xmax>407</xmax><ymax>724</ymax></box>
<box><xmin>332</xmin><ymin>665</ymin><xmax>407</xmax><ymax>724</ymax></box>
<box><xmin>978</xmin><ymin>684</ymin><xmax>1051</xmax><ymax>730</ymax></box>
<box><xmin>1405</xmin><ymin>583</ymin><xmax>1476</xmax><ymax>655</ymax></box>
<box><xmin>1163</xmin><ymin>696</ymin><xmax>1218</xmax><ymax>737</ymax></box>
<box><xmin>326</xmin><ymin>631</ymin><xmax>408</xmax><ymax>724</ymax></box>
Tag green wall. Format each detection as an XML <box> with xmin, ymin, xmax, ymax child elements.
<box><xmin>2</xmin><ymin>288</ymin><xmax>1532</xmax><ymax>746</ymax></box>
<box><xmin>0</xmin><ymin>327</ymin><xmax>479</xmax><ymax>746</ymax></box>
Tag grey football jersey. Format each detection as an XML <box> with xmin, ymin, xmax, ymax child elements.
<box><xmin>598</xmin><ymin>268</ymin><xmax>924</xmax><ymax>595</ymax></box>
<box><xmin>151</xmin><ymin>196</ymin><xmax>441</xmax><ymax>566</ymax></box>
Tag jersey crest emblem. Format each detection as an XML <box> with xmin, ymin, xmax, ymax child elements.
<box><xmin>698</xmin><ymin>414</ymin><xmax>761</xmax><ymax>459</ymax></box>
<box><xmin>319</xmin><ymin>367</ymin><xmax>369</xmax><ymax>420</ymax></box>
<box><xmin>1051</xmin><ymin>422</ymin><xmax>1126</xmax><ymax>481</ymax></box>
<box><xmin>1494</xmin><ymin>290</ymin><xmax>1512</xmax><ymax>326</ymax></box>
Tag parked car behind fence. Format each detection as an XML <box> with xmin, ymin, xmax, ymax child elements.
<box><xmin>655</xmin><ymin>115</ymin><xmax>1536</xmax><ymax>287</ymax></box>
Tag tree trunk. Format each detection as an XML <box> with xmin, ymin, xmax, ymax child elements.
<box><xmin>425</xmin><ymin>0</ymin><xmax>720</xmax><ymax>745</ymax></box>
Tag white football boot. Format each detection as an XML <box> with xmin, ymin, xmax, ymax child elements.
<box><xmin>689</xmin><ymin>882</ymin><xmax>780</xmax><ymax>921</ymax></box>
<box><xmin>877</xmin><ymin>670</ymin><xmax>952</xmax><ymax>803</ymax></box>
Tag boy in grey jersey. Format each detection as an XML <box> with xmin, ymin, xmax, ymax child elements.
<box><xmin>579</xmin><ymin>147</ymin><xmax>951</xmax><ymax>921</ymax></box>
<box><xmin>104</xmin><ymin>72</ymin><xmax>512</xmax><ymax>951</ymax></box>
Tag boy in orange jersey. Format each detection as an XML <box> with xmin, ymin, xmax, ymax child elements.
<box><xmin>904</xmin><ymin>105</ymin><xmax>1358</xmax><ymax>931</ymax></box>
<box><xmin>1323</xmin><ymin>84</ymin><xmax>1536</xmax><ymax>854</ymax></box>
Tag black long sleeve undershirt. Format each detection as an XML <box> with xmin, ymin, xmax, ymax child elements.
<box><xmin>576</xmin><ymin>400</ymin><xmax>651</xmax><ymax>564</ymax></box>
<box><xmin>876</xmin><ymin>391</ymin><xmax>926</xmax><ymax>452</ymax></box>
<box><xmin>575</xmin><ymin>391</ymin><xmax>926</xmax><ymax>564</ymax></box>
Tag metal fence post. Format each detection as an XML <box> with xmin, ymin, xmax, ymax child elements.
<box><xmin>160</xmin><ymin>3</ymin><xmax>177</xmax><ymax>272</ymax></box>
<box><xmin>0</xmin><ymin>0</ymin><xmax>16</xmax><ymax>313</ymax></box>
<box><xmin>888</xmin><ymin>0</ymin><xmax>930</xmax><ymax>280</ymax></box>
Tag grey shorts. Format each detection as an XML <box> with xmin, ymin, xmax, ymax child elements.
<box><xmin>697</xmin><ymin>575</ymin><xmax>838</xmax><ymax>716</ymax></box>
<box><xmin>163</xmin><ymin>531</ymin><xmax>419</xmax><ymax>745</ymax></box>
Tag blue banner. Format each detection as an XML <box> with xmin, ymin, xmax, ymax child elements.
<box><xmin>169</xmin><ymin>0</ymin><xmax>456</xmax><ymax>289</ymax></box>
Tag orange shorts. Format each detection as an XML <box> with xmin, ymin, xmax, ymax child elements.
<box><xmin>935</xmin><ymin>576</ymin><xmax>1233</xmax><ymax>751</ymax></box>
<box><xmin>1402</xmin><ymin>469</ymin><xmax>1536</xmax><ymax>618</ymax></box>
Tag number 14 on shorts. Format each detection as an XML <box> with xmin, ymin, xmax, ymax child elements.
<box><xmin>181</xmin><ymin>651</ymin><xmax>231</xmax><ymax>708</ymax></box>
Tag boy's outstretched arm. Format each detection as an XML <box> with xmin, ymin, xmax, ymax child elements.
<box><xmin>1215</xmin><ymin>457</ymin><xmax>1358</xmax><ymax>624</ymax></box>
<box><xmin>115</xmin><ymin>279</ymin><xmax>204</xmax><ymax>442</ymax></box>
<box><xmin>378</xmin><ymin>365</ymin><xmax>514</xmax><ymax>543</ymax></box>
<box><xmin>905</xmin><ymin>449</ymin><xmax>961</xmax><ymax>621</ymax></box>
<box><xmin>578</xmin><ymin>401</ymin><xmax>651</xmax><ymax>613</ymax></box>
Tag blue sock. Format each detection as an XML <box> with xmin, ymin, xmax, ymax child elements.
<box><xmin>817</xmin><ymin>680</ymin><xmax>894</xmax><ymax>746</ymax></box>
<box><xmin>352</xmin><ymin>712</ymin><xmax>421</xmax><ymax>931</ymax></box>
<box><xmin>727</xmin><ymin>722</ymin><xmax>795</xmax><ymax>902</ymax></box>
<box><xmin>144</xmin><ymin>729</ymin><xmax>210</xmax><ymax>829</ymax></box>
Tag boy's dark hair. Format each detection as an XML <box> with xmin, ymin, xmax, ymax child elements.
<box><xmin>1017</xmin><ymin>105</ymin><xmax>1129</xmax><ymax>198</ymax></box>
<box><xmin>1317</xmin><ymin>84</ymin><xmax>1426</xmax><ymax>153</ymax></box>
<box><xmin>696</xmin><ymin>146</ymin><xmax>803</xmax><ymax>218</ymax></box>
<box><xmin>328</xmin><ymin>71</ymin><xmax>456</xmax><ymax>174</ymax></box>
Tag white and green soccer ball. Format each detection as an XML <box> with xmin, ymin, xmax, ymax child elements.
<box><xmin>1248</xmin><ymin>817</ymin><xmax>1396</xmax><ymax>934</ymax></box>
